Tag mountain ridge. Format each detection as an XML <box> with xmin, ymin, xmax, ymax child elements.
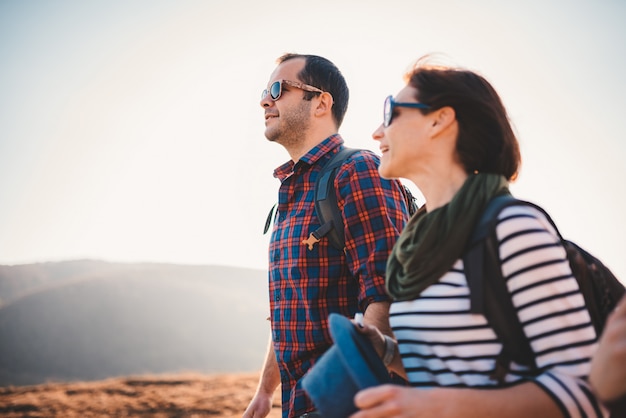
<box><xmin>0</xmin><ymin>260</ymin><xmax>270</xmax><ymax>387</ymax></box>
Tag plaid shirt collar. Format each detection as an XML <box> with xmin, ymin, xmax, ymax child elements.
<box><xmin>273</xmin><ymin>134</ymin><xmax>344</xmax><ymax>181</ymax></box>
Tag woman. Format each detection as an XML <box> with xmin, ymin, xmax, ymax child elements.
<box><xmin>352</xmin><ymin>58</ymin><xmax>607</xmax><ymax>418</ymax></box>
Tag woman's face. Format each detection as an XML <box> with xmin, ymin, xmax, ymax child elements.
<box><xmin>372</xmin><ymin>85</ymin><xmax>434</xmax><ymax>180</ymax></box>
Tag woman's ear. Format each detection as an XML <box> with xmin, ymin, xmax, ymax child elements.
<box><xmin>431</xmin><ymin>106</ymin><xmax>456</xmax><ymax>133</ymax></box>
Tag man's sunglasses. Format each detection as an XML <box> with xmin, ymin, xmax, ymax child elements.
<box><xmin>384</xmin><ymin>95</ymin><xmax>431</xmax><ymax>127</ymax></box>
<box><xmin>262</xmin><ymin>79</ymin><xmax>324</xmax><ymax>101</ymax></box>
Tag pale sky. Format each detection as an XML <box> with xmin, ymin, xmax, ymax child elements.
<box><xmin>1</xmin><ymin>0</ymin><xmax>625</xmax><ymax>282</ymax></box>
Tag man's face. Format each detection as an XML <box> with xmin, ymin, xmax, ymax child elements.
<box><xmin>260</xmin><ymin>58</ymin><xmax>313</xmax><ymax>146</ymax></box>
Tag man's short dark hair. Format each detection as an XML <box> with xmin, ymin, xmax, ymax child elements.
<box><xmin>277</xmin><ymin>53</ymin><xmax>349</xmax><ymax>128</ymax></box>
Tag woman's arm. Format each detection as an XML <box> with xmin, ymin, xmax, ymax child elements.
<box><xmin>351</xmin><ymin>380</ymin><xmax>563</xmax><ymax>418</ymax></box>
<box><xmin>496</xmin><ymin>205</ymin><xmax>603</xmax><ymax>417</ymax></box>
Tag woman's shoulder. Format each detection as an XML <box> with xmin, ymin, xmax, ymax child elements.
<box><xmin>496</xmin><ymin>201</ymin><xmax>559</xmax><ymax>237</ymax></box>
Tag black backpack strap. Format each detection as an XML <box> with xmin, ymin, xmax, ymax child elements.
<box><xmin>465</xmin><ymin>194</ymin><xmax>518</xmax><ymax>314</ymax></box>
<box><xmin>312</xmin><ymin>147</ymin><xmax>361</xmax><ymax>250</ymax></box>
<box><xmin>401</xmin><ymin>185</ymin><xmax>419</xmax><ymax>217</ymax></box>
<box><xmin>264</xmin><ymin>147</ymin><xmax>360</xmax><ymax>248</ymax></box>
<box><xmin>263</xmin><ymin>203</ymin><xmax>278</xmax><ymax>235</ymax></box>
<box><xmin>464</xmin><ymin>194</ymin><xmax>537</xmax><ymax>382</ymax></box>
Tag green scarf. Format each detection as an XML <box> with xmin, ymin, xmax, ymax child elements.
<box><xmin>386</xmin><ymin>173</ymin><xmax>510</xmax><ymax>301</ymax></box>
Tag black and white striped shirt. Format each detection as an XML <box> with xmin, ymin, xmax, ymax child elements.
<box><xmin>390</xmin><ymin>204</ymin><xmax>607</xmax><ymax>417</ymax></box>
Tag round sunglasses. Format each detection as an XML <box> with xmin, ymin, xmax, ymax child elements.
<box><xmin>384</xmin><ymin>95</ymin><xmax>430</xmax><ymax>127</ymax></box>
<box><xmin>262</xmin><ymin>79</ymin><xmax>325</xmax><ymax>101</ymax></box>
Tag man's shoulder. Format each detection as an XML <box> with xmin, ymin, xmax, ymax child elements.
<box><xmin>346</xmin><ymin>147</ymin><xmax>378</xmax><ymax>160</ymax></box>
<box><xmin>333</xmin><ymin>148</ymin><xmax>404</xmax><ymax>192</ymax></box>
<box><xmin>336</xmin><ymin>148</ymin><xmax>380</xmax><ymax>172</ymax></box>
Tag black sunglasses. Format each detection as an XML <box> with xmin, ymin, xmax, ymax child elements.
<box><xmin>262</xmin><ymin>79</ymin><xmax>324</xmax><ymax>101</ymax></box>
<box><xmin>384</xmin><ymin>95</ymin><xmax>430</xmax><ymax>127</ymax></box>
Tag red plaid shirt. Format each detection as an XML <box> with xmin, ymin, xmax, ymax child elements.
<box><xmin>268</xmin><ymin>134</ymin><xmax>410</xmax><ymax>417</ymax></box>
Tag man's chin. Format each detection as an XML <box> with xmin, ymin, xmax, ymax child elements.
<box><xmin>264</xmin><ymin>129</ymin><xmax>280</xmax><ymax>142</ymax></box>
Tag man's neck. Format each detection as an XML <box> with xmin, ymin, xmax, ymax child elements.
<box><xmin>285</xmin><ymin>129</ymin><xmax>337</xmax><ymax>162</ymax></box>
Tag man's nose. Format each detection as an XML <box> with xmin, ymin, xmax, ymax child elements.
<box><xmin>260</xmin><ymin>92</ymin><xmax>273</xmax><ymax>108</ymax></box>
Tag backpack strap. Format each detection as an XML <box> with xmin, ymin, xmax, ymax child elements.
<box><xmin>312</xmin><ymin>147</ymin><xmax>361</xmax><ymax>250</ymax></box>
<box><xmin>465</xmin><ymin>194</ymin><xmax>518</xmax><ymax>314</ymax></box>
<box><xmin>263</xmin><ymin>203</ymin><xmax>278</xmax><ymax>235</ymax></box>
<box><xmin>262</xmin><ymin>147</ymin><xmax>360</xmax><ymax>244</ymax></box>
<box><xmin>464</xmin><ymin>194</ymin><xmax>537</xmax><ymax>382</ymax></box>
<box><xmin>266</xmin><ymin>146</ymin><xmax>417</xmax><ymax>251</ymax></box>
<box><xmin>401</xmin><ymin>185</ymin><xmax>419</xmax><ymax>217</ymax></box>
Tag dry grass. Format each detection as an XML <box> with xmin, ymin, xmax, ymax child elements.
<box><xmin>0</xmin><ymin>373</ymin><xmax>282</xmax><ymax>417</ymax></box>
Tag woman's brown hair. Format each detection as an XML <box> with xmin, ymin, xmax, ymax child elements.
<box><xmin>404</xmin><ymin>58</ymin><xmax>521</xmax><ymax>181</ymax></box>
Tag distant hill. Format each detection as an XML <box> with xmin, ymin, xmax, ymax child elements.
<box><xmin>0</xmin><ymin>261</ymin><xmax>270</xmax><ymax>386</ymax></box>
<box><xmin>0</xmin><ymin>259</ymin><xmax>120</xmax><ymax>307</ymax></box>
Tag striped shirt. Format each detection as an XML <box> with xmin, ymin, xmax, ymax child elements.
<box><xmin>269</xmin><ymin>134</ymin><xmax>410</xmax><ymax>418</ymax></box>
<box><xmin>390</xmin><ymin>204</ymin><xmax>608</xmax><ymax>418</ymax></box>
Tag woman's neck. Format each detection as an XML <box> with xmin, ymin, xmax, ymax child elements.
<box><xmin>413</xmin><ymin>165</ymin><xmax>468</xmax><ymax>212</ymax></box>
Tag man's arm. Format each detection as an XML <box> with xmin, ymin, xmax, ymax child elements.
<box><xmin>362</xmin><ymin>301</ymin><xmax>406</xmax><ymax>378</ymax></box>
<box><xmin>339</xmin><ymin>152</ymin><xmax>409</xmax><ymax>378</ymax></box>
<box><xmin>243</xmin><ymin>333</ymin><xmax>281</xmax><ymax>418</ymax></box>
<box><xmin>362</xmin><ymin>301</ymin><xmax>391</xmax><ymax>336</ymax></box>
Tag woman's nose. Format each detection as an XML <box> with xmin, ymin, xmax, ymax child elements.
<box><xmin>372</xmin><ymin>123</ymin><xmax>385</xmax><ymax>141</ymax></box>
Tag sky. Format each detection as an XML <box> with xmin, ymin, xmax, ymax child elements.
<box><xmin>1</xmin><ymin>0</ymin><xmax>625</xmax><ymax>282</ymax></box>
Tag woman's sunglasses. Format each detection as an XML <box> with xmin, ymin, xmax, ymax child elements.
<box><xmin>384</xmin><ymin>95</ymin><xmax>430</xmax><ymax>127</ymax></box>
<box><xmin>262</xmin><ymin>79</ymin><xmax>324</xmax><ymax>101</ymax></box>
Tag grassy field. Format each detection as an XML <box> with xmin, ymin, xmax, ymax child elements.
<box><xmin>0</xmin><ymin>372</ymin><xmax>281</xmax><ymax>418</ymax></box>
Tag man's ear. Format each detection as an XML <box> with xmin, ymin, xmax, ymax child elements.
<box><xmin>314</xmin><ymin>92</ymin><xmax>334</xmax><ymax>117</ymax></box>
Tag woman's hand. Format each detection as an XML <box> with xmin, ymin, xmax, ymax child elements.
<box><xmin>350</xmin><ymin>382</ymin><xmax>565</xmax><ymax>418</ymax></box>
<box><xmin>350</xmin><ymin>385</ymin><xmax>431</xmax><ymax>418</ymax></box>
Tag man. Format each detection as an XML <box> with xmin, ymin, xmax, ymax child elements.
<box><xmin>243</xmin><ymin>53</ymin><xmax>410</xmax><ymax>418</ymax></box>
<box><xmin>590</xmin><ymin>295</ymin><xmax>626</xmax><ymax>416</ymax></box>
